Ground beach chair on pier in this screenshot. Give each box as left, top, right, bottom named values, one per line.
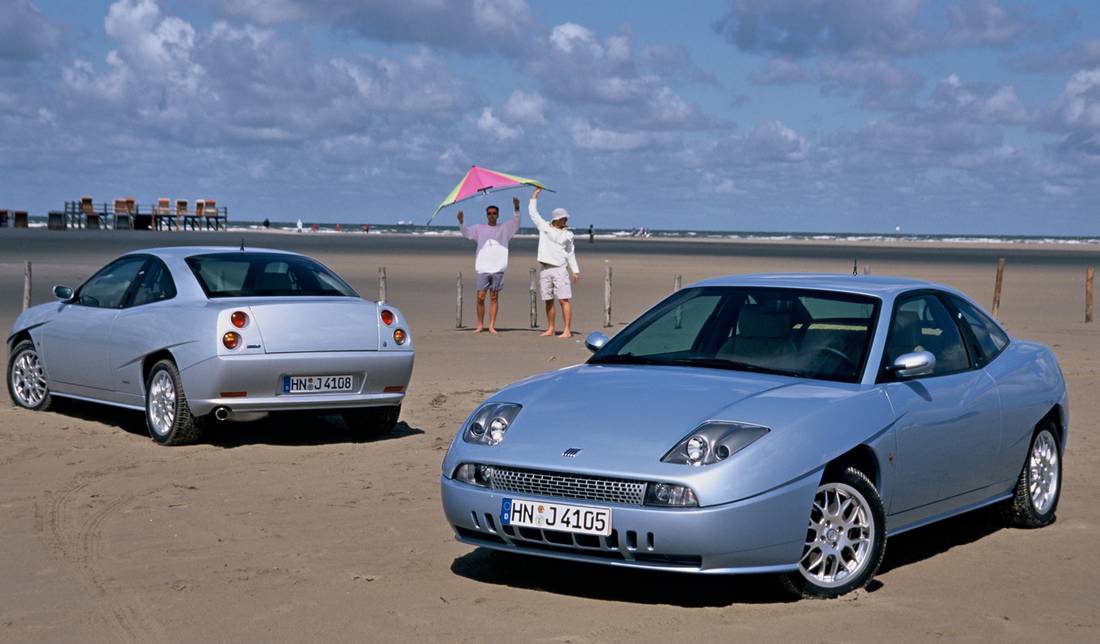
left=203, top=198, right=219, bottom=230
left=155, top=198, right=172, bottom=231
left=194, top=199, right=205, bottom=231
left=177, top=199, right=194, bottom=230
left=0, top=210, right=8, bottom=227
left=82, top=196, right=101, bottom=229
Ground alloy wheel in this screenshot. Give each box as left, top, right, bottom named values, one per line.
left=1029, top=430, right=1059, bottom=515
left=148, top=370, right=177, bottom=437
left=798, top=482, right=876, bottom=587
left=10, top=348, right=47, bottom=408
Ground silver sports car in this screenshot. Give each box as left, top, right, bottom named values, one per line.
left=441, top=273, right=1067, bottom=598
left=7, top=247, right=414, bottom=445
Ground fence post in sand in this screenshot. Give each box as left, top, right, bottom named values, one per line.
left=603, top=263, right=613, bottom=328
left=456, top=273, right=463, bottom=329
left=22, top=260, right=31, bottom=310
left=673, top=274, right=683, bottom=329
left=378, top=266, right=387, bottom=303
left=529, top=268, right=537, bottom=328
left=992, top=258, right=1006, bottom=317
left=1087, top=267, right=1095, bottom=324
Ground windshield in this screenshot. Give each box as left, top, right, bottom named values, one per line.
left=186, top=252, right=358, bottom=298
left=589, top=286, right=880, bottom=383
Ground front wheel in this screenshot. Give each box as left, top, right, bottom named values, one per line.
left=7, top=340, right=53, bottom=411
left=341, top=405, right=401, bottom=439
left=145, top=360, right=205, bottom=445
left=1001, top=422, right=1061, bottom=528
left=781, top=466, right=886, bottom=598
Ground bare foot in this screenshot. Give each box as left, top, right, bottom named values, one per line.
left=488, top=327, right=499, bottom=334
left=473, top=327, right=484, bottom=334
left=540, top=329, right=556, bottom=336
left=558, top=331, right=573, bottom=338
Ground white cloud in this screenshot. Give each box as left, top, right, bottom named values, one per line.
left=567, top=119, right=650, bottom=151
left=476, top=107, right=520, bottom=140
left=747, top=120, right=809, bottom=162
left=501, top=90, right=547, bottom=125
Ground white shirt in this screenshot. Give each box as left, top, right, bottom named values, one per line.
left=529, top=199, right=580, bottom=274
left=460, top=214, right=521, bottom=274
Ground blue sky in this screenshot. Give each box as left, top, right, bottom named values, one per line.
left=2, top=1, right=1099, bottom=235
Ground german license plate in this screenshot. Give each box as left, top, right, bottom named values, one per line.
left=500, top=498, right=612, bottom=536
left=282, top=374, right=354, bottom=393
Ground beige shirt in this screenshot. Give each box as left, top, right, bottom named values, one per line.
left=528, top=199, right=580, bottom=274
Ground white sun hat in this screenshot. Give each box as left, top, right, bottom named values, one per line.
left=551, top=207, right=569, bottom=222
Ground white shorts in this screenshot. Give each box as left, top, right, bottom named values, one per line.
left=539, top=265, right=571, bottom=301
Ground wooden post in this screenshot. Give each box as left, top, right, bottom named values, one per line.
left=456, top=272, right=463, bottom=329
left=23, top=261, right=31, bottom=311
left=673, top=274, right=683, bottom=329
left=1087, top=267, right=1094, bottom=324
left=603, top=263, right=612, bottom=328
left=378, top=266, right=387, bottom=303
left=992, top=257, right=1005, bottom=317
left=529, top=267, right=538, bottom=328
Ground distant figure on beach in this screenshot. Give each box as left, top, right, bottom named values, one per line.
left=588, top=224, right=594, bottom=243
left=296, top=218, right=303, bottom=233
left=458, top=197, right=521, bottom=334
left=529, top=187, right=580, bottom=338
left=263, top=218, right=270, bottom=229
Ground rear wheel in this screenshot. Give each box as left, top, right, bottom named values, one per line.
left=341, top=405, right=401, bottom=438
left=1001, top=422, right=1061, bottom=528
left=781, top=466, right=886, bottom=599
left=145, top=359, right=205, bottom=445
left=7, top=340, right=53, bottom=411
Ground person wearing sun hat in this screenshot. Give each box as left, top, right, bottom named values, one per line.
left=528, top=186, right=580, bottom=338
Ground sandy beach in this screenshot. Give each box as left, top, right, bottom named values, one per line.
left=1, top=228, right=1098, bottom=642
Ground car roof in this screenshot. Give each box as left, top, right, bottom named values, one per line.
left=690, top=273, right=956, bottom=298
left=124, top=246, right=298, bottom=259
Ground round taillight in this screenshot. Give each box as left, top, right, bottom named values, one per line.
left=222, top=331, right=241, bottom=350
left=231, top=311, right=248, bottom=328
left=393, top=328, right=407, bottom=345
left=380, top=309, right=395, bottom=326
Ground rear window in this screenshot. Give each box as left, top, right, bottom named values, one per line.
left=186, top=252, right=358, bottom=298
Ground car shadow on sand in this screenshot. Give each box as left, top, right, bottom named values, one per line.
left=46, top=399, right=423, bottom=448
left=450, top=508, right=1007, bottom=606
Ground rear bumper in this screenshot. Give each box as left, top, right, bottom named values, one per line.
left=440, top=472, right=816, bottom=574
left=180, top=350, right=413, bottom=416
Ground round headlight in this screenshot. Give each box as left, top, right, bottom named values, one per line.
left=488, top=417, right=508, bottom=444
left=686, top=435, right=708, bottom=464
left=469, top=421, right=485, bottom=438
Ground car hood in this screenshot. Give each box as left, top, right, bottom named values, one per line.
left=442, top=363, right=893, bottom=506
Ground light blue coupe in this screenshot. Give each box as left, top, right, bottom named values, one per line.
left=441, top=274, right=1067, bottom=597
left=7, top=247, right=413, bottom=445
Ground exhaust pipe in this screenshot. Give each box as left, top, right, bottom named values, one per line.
left=213, top=407, right=230, bottom=421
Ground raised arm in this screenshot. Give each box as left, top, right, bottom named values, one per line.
left=457, top=210, right=477, bottom=240
left=527, top=188, right=551, bottom=233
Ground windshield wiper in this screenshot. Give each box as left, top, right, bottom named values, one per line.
left=662, top=357, right=804, bottom=378
left=588, top=354, right=668, bottom=366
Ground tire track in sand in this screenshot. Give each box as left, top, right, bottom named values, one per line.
left=35, top=480, right=168, bottom=642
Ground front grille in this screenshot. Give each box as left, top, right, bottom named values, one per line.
left=489, top=466, right=647, bottom=505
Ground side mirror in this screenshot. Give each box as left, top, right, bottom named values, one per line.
left=53, top=285, right=74, bottom=301
left=585, top=331, right=609, bottom=353
left=891, top=351, right=936, bottom=378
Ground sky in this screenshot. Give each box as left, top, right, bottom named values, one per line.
left=1, top=0, right=1099, bottom=235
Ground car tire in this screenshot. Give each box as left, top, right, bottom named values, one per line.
left=341, top=405, right=401, bottom=438
left=7, top=339, right=54, bottom=411
left=145, top=359, right=205, bottom=446
left=1001, top=421, right=1061, bottom=528
left=781, top=466, right=886, bottom=599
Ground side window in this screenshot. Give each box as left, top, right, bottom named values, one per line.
left=76, top=257, right=147, bottom=309
left=950, top=296, right=1009, bottom=361
left=886, top=294, right=971, bottom=376
left=130, top=259, right=177, bottom=307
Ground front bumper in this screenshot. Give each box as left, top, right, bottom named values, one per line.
left=440, top=472, right=817, bottom=574
left=181, top=351, right=414, bottom=416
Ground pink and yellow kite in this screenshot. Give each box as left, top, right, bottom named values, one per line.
left=429, top=165, right=551, bottom=224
